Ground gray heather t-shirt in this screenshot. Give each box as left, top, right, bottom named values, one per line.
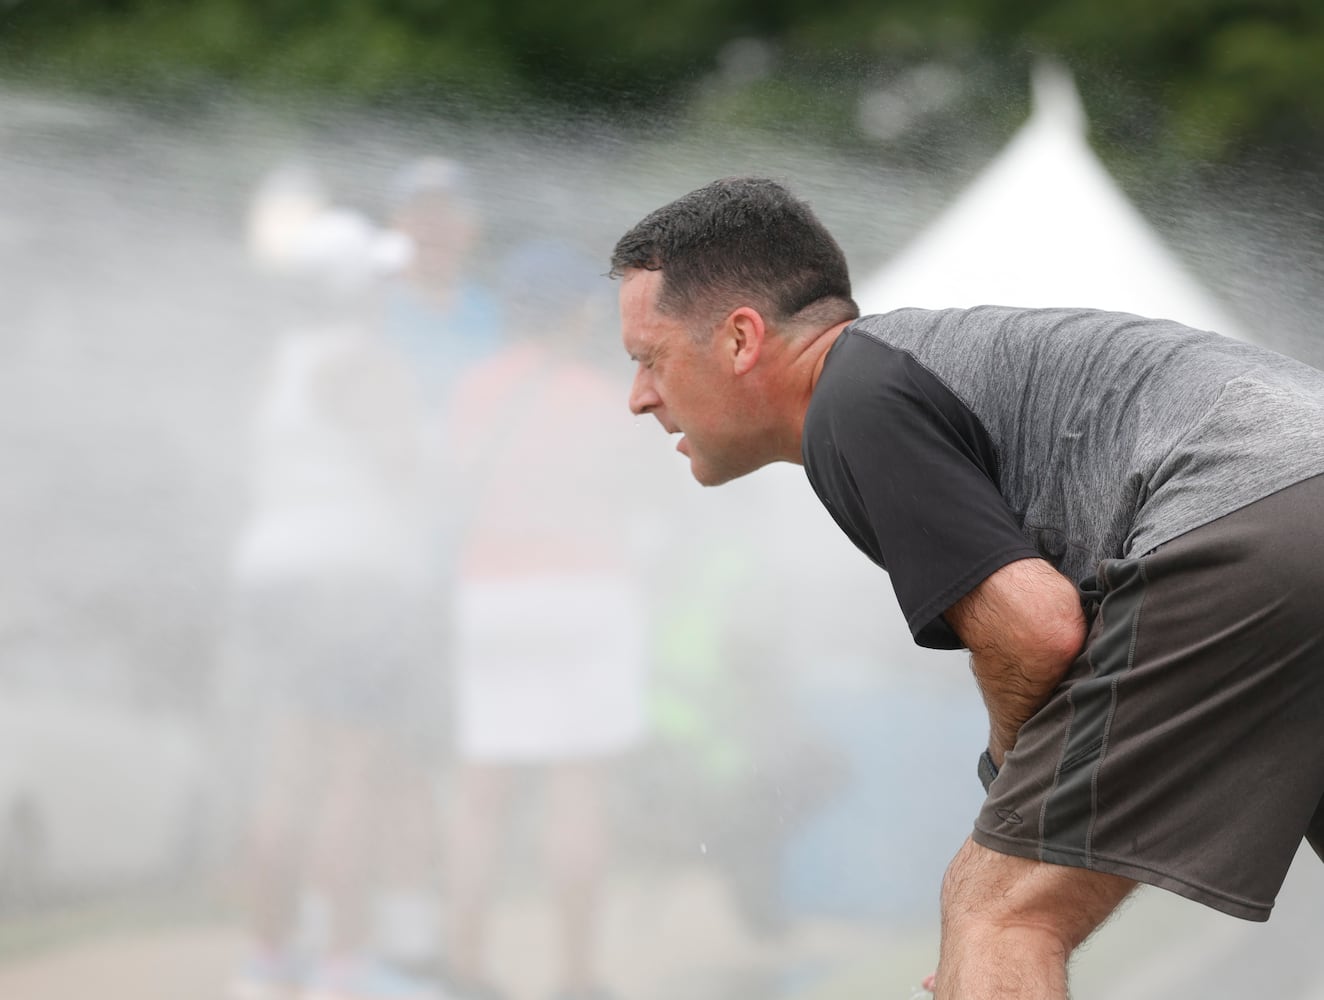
left=802, top=305, right=1324, bottom=649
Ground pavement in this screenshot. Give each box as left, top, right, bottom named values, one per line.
left=0, top=867, right=901, bottom=1000
left=2, top=851, right=1323, bottom=1000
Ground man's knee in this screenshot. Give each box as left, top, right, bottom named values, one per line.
left=941, top=838, right=1135, bottom=953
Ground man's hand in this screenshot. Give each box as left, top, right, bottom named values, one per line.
left=943, top=558, right=1086, bottom=767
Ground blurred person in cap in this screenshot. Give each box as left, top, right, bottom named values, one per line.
left=610, top=177, right=1324, bottom=1000
left=436, top=239, right=652, bottom=1000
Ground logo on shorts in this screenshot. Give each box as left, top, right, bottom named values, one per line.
left=995, top=807, right=1024, bottom=825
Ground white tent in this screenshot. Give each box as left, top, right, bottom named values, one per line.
left=856, top=63, right=1247, bottom=341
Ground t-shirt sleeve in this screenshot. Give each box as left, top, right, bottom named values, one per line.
left=806, top=342, right=1040, bottom=649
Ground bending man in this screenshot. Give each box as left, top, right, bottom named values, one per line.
left=610, top=177, right=1324, bottom=1000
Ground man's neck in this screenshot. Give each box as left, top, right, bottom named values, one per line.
left=775, top=318, right=853, bottom=466
left=806, top=319, right=853, bottom=392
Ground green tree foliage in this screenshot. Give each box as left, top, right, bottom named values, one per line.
left=2, top=0, right=1322, bottom=163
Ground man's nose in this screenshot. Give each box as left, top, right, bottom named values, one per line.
left=629, top=368, right=658, bottom=415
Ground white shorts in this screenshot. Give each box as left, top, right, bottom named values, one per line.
left=453, top=574, right=648, bottom=762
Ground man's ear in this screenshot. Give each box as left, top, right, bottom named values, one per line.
left=727, top=306, right=766, bottom=376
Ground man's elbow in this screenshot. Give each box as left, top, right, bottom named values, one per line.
left=1022, top=605, right=1087, bottom=681
left=946, top=556, right=1089, bottom=680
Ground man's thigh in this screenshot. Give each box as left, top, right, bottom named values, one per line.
left=975, top=476, right=1324, bottom=921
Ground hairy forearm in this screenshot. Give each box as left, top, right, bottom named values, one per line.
left=971, top=644, right=1076, bottom=766
left=945, top=558, right=1087, bottom=767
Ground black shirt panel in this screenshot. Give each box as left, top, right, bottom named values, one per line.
left=803, top=330, right=1041, bottom=649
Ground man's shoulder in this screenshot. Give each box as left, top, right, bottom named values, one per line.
left=811, top=321, right=919, bottom=411
left=806, top=319, right=986, bottom=446
left=819, top=307, right=993, bottom=399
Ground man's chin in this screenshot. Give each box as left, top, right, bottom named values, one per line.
left=688, top=455, right=758, bottom=488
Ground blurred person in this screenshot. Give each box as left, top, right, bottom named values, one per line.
left=380, top=156, right=503, bottom=406
left=223, top=169, right=441, bottom=1000
left=367, top=156, right=507, bottom=975
left=610, top=177, right=1324, bottom=1000
left=438, top=240, right=650, bottom=1000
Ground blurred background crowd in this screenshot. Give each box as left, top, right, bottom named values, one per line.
left=2, top=3, right=1323, bottom=999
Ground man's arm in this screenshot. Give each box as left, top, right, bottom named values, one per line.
left=943, top=557, right=1086, bottom=767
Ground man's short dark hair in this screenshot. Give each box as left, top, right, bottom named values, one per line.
left=610, top=177, right=859, bottom=329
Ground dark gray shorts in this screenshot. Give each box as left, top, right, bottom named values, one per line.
left=974, top=474, right=1324, bottom=921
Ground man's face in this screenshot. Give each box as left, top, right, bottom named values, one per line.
left=620, top=268, right=762, bottom=486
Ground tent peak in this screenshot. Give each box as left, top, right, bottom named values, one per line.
left=1029, top=60, right=1086, bottom=136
